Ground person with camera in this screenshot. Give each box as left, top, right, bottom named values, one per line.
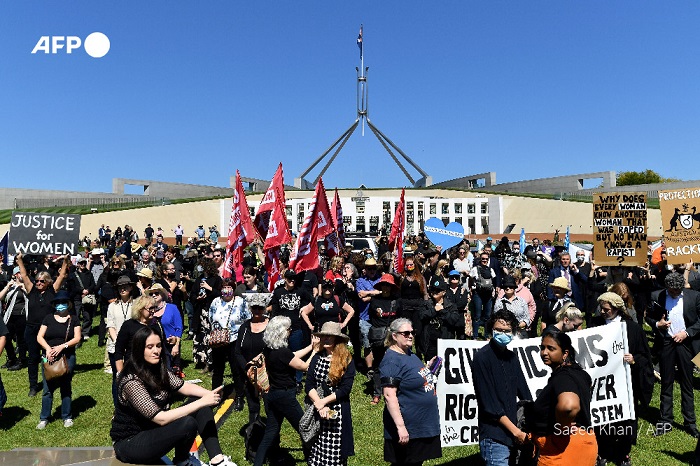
left=470, top=251, right=497, bottom=340
left=68, top=257, right=97, bottom=344
left=0, top=266, right=28, bottom=371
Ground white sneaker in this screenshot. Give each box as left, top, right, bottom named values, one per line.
left=212, top=456, right=237, bottom=466
left=64, top=419, right=74, bottom=428
left=104, top=368, right=113, bottom=374
left=36, top=420, right=48, bottom=430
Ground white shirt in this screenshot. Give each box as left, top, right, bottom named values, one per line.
left=453, top=255, right=473, bottom=273
left=665, top=293, right=686, bottom=337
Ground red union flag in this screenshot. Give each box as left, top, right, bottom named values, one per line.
left=388, top=188, right=405, bottom=273
left=325, top=188, right=344, bottom=258
left=265, top=247, right=282, bottom=291
left=289, top=178, right=332, bottom=272
left=223, top=170, right=254, bottom=278
left=254, top=163, right=285, bottom=240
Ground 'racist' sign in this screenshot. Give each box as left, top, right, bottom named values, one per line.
left=659, top=188, right=700, bottom=264
left=9, top=212, right=81, bottom=256
left=592, top=192, right=647, bottom=266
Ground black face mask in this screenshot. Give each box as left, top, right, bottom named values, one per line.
left=166, top=271, right=176, bottom=278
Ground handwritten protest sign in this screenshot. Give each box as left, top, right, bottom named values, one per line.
left=658, top=188, right=700, bottom=264
left=437, top=323, right=634, bottom=447
left=9, top=212, right=81, bottom=256
left=593, top=192, right=647, bottom=266
left=424, top=217, right=465, bottom=250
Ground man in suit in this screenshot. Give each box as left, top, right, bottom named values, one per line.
left=547, top=251, right=587, bottom=310
left=647, top=271, right=700, bottom=437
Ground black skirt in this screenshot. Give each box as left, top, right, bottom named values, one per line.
left=384, top=435, right=442, bottom=464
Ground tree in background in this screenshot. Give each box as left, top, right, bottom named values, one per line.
left=617, top=170, right=680, bottom=186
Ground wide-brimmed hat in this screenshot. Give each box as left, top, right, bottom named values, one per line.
left=116, top=275, right=134, bottom=287
left=90, top=248, right=104, bottom=255
left=321, top=279, right=335, bottom=290
left=146, top=283, right=168, bottom=298
left=549, top=277, right=571, bottom=292
left=374, top=273, right=398, bottom=291
left=364, top=258, right=378, bottom=267
left=136, top=268, right=153, bottom=280
left=51, top=290, right=71, bottom=303
left=313, top=322, right=350, bottom=342
left=501, top=276, right=517, bottom=289
left=243, top=292, right=273, bottom=309
left=429, top=277, right=448, bottom=292
left=283, top=269, right=298, bottom=280
left=131, top=243, right=141, bottom=254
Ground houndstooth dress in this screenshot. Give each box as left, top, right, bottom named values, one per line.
left=308, top=355, right=345, bottom=466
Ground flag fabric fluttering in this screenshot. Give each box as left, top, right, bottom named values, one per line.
left=223, top=171, right=255, bottom=279
left=254, top=163, right=285, bottom=241
left=289, top=178, right=333, bottom=272
left=388, top=188, right=406, bottom=274
left=265, top=247, right=282, bottom=292
left=324, top=188, right=345, bottom=258
left=357, top=24, right=363, bottom=59
left=519, top=228, right=526, bottom=254
left=564, top=226, right=570, bottom=251
left=0, top=232, right=8, bottom=265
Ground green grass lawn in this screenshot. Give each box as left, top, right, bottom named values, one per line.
left=0, top=321, right=697, bottom=465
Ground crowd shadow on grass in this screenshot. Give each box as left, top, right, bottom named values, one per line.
left=50, top=395, right=97, bottom=420
left=75, top=363, right=105, bottom=373
left=659, top=448, right=695, bottom=465
left=0, top=406, right=31, bottom=429
left=436, top=452, right=483, bottom=465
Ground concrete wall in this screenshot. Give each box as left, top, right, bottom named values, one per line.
left=112, top=179, right=234, bottom=199
left=571, top=180, right=700, bottom=199
left=483, top=171, right=617, bottom=195
left=0, top=187, right=134, bottom=210
left=432, top=172, right=497, bottom=189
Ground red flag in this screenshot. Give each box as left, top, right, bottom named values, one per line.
left=254, top=163, right=286, bottom=240
left=388, top=188, right=406, bottom=274
left=325, top=188, right=345, bottom=258
left=223, top=170, right=254, bottom=278
left=289, top=178, right=332, bottom=272
left=264, top=247, right=282, bottom=291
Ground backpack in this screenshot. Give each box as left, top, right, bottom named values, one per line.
left=475, top=266, right=493, bottom=293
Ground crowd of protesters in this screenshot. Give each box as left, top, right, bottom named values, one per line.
left=0, top=222, right=700, bottom=466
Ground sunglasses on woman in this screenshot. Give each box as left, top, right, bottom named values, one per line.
left=395, top=330, right=415, bottom=338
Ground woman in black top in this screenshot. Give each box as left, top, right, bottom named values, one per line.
left=398, top=256, right=428, bottom=357
left=114, top=295, right=158, bottom=374
left=301, top=280, right=355, bottom=333
left=529, top=330, right=597, bottom=465
left=36, top=291, right=81, bottom=429
left=16, top=253, right=70, bottom=397
left=111, top=326, right=235, bottom=466
left=368, top=274, right=400, bottom=405
left=235, top=293, right=272, bottom=425
left=191, top=258, right=222, bottom=371
left=253, top=315, right=319, bottom=466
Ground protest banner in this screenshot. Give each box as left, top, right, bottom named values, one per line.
left=658, top=188, right=700, bottom=264
left=437, top=322, right=634, bottom=447
left=9, top=212, right=81, bottom=256
left=593, top=192, right=647, bottom=266
left=423, top=217, right=465, bottom=250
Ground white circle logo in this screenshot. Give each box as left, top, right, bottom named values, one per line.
left=83, top=32, right=110, bottom=58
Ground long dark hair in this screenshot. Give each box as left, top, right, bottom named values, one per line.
left=541, top=328, right=579, bottom=367
left=119, top=326, right=169, bottom=392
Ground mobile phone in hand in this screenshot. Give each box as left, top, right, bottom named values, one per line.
left=429, top=356, right=443, bottom=375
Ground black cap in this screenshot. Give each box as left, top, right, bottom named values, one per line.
left=429, top=277, right=448, bottom=292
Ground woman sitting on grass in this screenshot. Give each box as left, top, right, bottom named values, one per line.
left=111, top=326, right=236, bottom=466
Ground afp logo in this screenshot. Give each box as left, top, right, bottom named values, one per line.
left=31, top=32, right=110, bottom=58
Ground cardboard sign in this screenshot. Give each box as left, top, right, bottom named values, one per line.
left=9, top=212, right=81, bottom=256
left=424, top=217, right=465, bottom=250
left=437, top=323, right=634, bottom=447
left=658, top=188, right=700, bottom=264
left=592, top=192, right=647, bottom=266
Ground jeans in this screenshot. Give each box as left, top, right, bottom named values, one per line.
left=25, top=323, right=42, bottom=391
left=210, top=343, right=243, bottom=397
left=254, top=388, right=304, bottom=466
left=5, top=313, right=27, bottom=364
left=40, top=353, right=76, bottom=421
left=114, top=406, right=221, bottom=464
left=480, top=437, right=513, bottom=466
left=288, top=328, right=303, bottom=384
left=472, top=292, right=493, bottom=339
left=359, top=319, right=371, bottom=349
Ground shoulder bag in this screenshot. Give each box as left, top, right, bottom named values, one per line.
left=43, top=318, right=71, bottom=381
left=208, top=301, right=234, bottom=347
left=246, top=352, right=270, bottom=394
left=299, top=384, right=324, bottom=444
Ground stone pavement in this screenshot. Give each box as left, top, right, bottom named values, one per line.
left=0, top=447, right=139, bottom=465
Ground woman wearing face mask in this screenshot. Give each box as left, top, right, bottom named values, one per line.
left=208, top=277, right=250, bottom=411
left=527, top=330, right=597, bottom=465
left=35, top=291, right=81, bottom=429
left=591, top=292, right=653, bottom=466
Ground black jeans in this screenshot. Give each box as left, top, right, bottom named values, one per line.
left=113, top=406, right=222, bottom=464
left=659, top=338, right=696, bottom=427
left=210, top=343, right=243, bottom=397
left=5, top=313, right=27, bottom=364
left=25, top=323, right=42, bottom=391
left=254, top=388, right=304, bottom=466
left=74, top=298, right=95, bottom=338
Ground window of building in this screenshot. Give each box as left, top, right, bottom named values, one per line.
left=468, top=217, right=476, bottom=235
left=455, top=203, right=462, bottom=214
left=442, top=203, right=449, bottom=215
left=481, top=203, right=488, bottom=214
left=430, top=203, right=436, bottom=215
left=467, top=203, right=476, bottom=214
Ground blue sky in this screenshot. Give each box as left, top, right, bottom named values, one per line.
left=1, top=2, right=699, bottom=193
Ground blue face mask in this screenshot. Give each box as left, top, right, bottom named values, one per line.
left=55, top=303, right=69, bottom=313
left=492, top=330, right=513, bottom=347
